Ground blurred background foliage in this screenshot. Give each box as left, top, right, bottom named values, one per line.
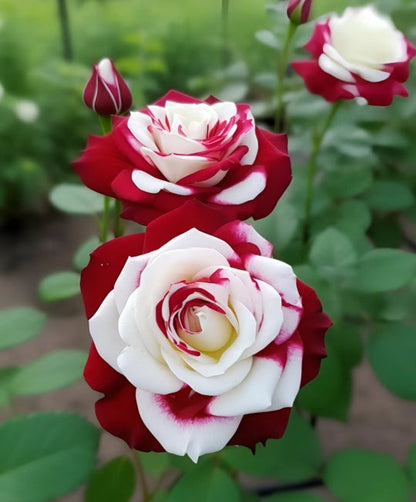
left=1, top=0, right=416, bottom=223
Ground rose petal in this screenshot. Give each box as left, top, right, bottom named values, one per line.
left=89, top=291, right=126, bottom=371
left=131, top=170, right=193, bottom=195
left=136, top=389, right=242, bottom=462
left=209, top=357, right=284, bottom=416
left=209, top=169, right=266, bottom=205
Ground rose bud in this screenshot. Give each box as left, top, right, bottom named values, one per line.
left=291, top=5, right=416, bottom=106
left=81, top=201, right=331, bottom=461
left=287, top=0, right=312, bottom=25
left=82, top=58, right=133, bottom=116
left=73, top=90, right=291, bottom=225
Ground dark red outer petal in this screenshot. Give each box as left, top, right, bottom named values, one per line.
left=142, top=200, right=231, bottom=253
left=229, top=408, right=291, bottom=448
left=296, top=279, right=332, bottom=386
left=81, top=233, right=145, bottom=319
left=72, top=133, right=134, bottom=197
left=84, top=343, right=163, bottom=452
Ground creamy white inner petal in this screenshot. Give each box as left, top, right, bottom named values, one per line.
left=179, top=305, right=233, bottom=352
left=320, top=6, right=407, bottom=83
left=127, top=99, right=258, bottom=184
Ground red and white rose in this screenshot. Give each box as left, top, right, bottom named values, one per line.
left=73, top=91, right=291, bottom=225
left=82, top=201, right=331, bottom=461
left=292, top=6, right=416, bottom=105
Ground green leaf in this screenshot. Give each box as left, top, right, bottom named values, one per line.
left=221, top=412, right=322, bottom=482
left=297, top=343, right=352, bottom=421
left=10, top=350, right=87, bottom=396
left=263, top=492, right=326, bottom=502
left=309, top=227, right=357, bottom=279
left=363, top=180, right=414, bottom=211
left=408, top=444, right=416, bottom=486
left=367, top=324, right=416, bottom=400
left=327, top=323, right=363, bottom=369
left=85, top=456, right=135, bottom=502
left=369, top=214, right=402, bottom=248
left=347, top=249, right=416, bottom=293
left=137, top=451, right=171, bottom=477
left=38, top=271, right=80, bottom=302
left=167, top=464, right=240, bottom=502
left=323, top=163, right=373, bottom=198
left=49, top=183, right=103, bottom=215
left=0, top=367, right=19, bottom=408
left=324, top=448, right=409, bottom=502
left=73, top=236, right=100, bottom=272
left=324, top=125, right=373, bottom=158
left=0, top=412, right=99, bottom=502
left=0, top=307, right=47, bottom=349
left=255, top=30, right=280, bottom=49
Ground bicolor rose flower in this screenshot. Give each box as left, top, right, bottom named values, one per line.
left=82, top=201, right=331, bottom=461
left=73, top=90, right=291, bottom=225
left=83, top=58, right=133, bottom=116
left=292, top=6, right=416, bottom=105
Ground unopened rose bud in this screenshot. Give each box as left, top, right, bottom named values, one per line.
left=82, top=58, right=132, bottom=116
left=287, top=0, right=312, bottom=25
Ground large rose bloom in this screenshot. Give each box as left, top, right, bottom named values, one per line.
left=82, top=202, right=331, bottom=461
left=292, top=6, right=416, bottom=105
left=73, top=90, right=291, bottom=225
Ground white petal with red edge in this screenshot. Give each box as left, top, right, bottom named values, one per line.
left=127, top=112, right=158, bottom=150
left=246, top=255, right=301, bottom=306
left=142, top=148, right=212, bottom=184
left=131, top=170, right=193, bottom=195
left=209, top=356, right=284, bottom=416
left=89, top=291, right=126, bottom=371
left=118, top=346, right=182, bottom=394
left=209, top=170, right=266, bottom=205
left=136, top=389, right=242, bottom=462
left=162, top=344, right=253, bottom=396
left=269, top=342, right=303, bottom=410
left=113, top=254, right=154, bottom=313
left=241, top=280, right=283, bottom=357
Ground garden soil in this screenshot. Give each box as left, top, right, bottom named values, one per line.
left=1, top=212, right=415, bottom=501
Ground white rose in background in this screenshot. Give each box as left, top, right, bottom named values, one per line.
left=292, top=5, right=416, bottom=105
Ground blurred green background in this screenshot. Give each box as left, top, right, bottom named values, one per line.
left=0, top=0, right=415, bottom=223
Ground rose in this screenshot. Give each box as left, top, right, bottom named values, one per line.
left=73, top=90, right=291, bottom=225
left=83, top=58, right=133, bottom=116
left=291, top=6, right=416, bottom=105
left=287, top=0, right=312, bottom=25
left=81, top=201, right=331, bottom=461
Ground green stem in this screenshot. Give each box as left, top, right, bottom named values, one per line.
left=113, top=199, right=125, bottom=238
left=57, top=0, right=72, bottom=61
left=275, top=21, right=297, bottom=133
left=130, top=449, right=150, bottom=502
left=221, top=0, right=230, bottom=67
left=302, top=101, right=342, bottom=242
left=100, top=196, right=111, bottom=243
left=97, top=115, right=113, bottom=243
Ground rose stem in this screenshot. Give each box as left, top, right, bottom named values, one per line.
left=274, top=20, right=297, bottom=133
left=221, top=0, right=230, bottom=67
left=129, top=448, right=151, bottom=502
left=302, top=101, right=342, bottom=242
left=98, top=115, right=113, bottom=243
left=113, top=199, right=126, bottom=238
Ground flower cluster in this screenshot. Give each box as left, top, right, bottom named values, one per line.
left=73, top=0, right=415, bottom=460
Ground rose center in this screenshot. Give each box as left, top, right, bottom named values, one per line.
left=179, top=305, right=233, bottom=352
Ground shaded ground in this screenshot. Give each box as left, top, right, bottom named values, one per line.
left=1, top=213, right=415, bottom=501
